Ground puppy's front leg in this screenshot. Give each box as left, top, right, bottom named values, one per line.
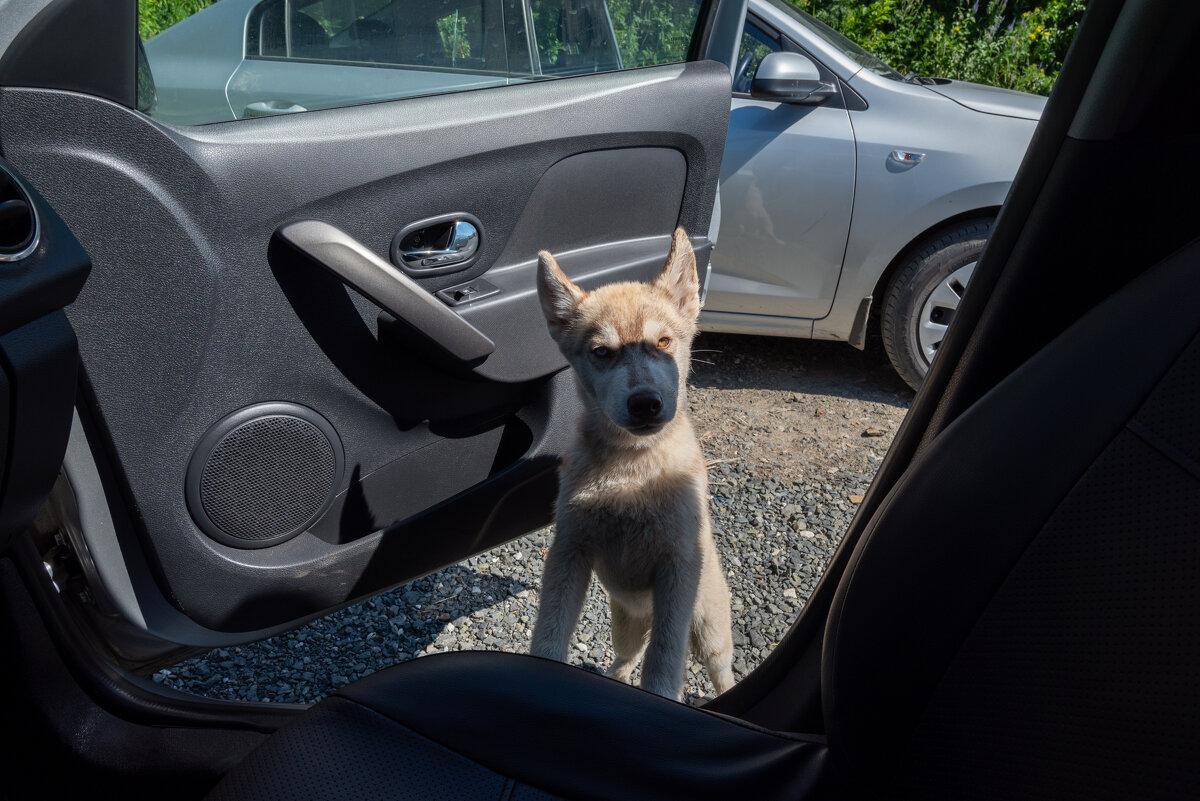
left=530, top=530, right=591, bottom=662
left=639, top=557, right=701, bottom=699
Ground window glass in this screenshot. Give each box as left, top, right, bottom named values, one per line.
left=602, top=0, right=701, bottom=69
left=138, top=0, right=705, bottom=126
left=733, top=21, right=778, bottom=94
left=246, top=0, right=497, bottom=71
left=530, top=0, right=622, bottom=75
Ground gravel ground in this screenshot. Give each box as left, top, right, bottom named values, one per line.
left=155, top=333, right=912, bottom=703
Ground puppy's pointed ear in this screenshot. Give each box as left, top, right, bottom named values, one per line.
left=537, top=250, right=587, bottom=335
left=654, top=227, right=700, bottom=321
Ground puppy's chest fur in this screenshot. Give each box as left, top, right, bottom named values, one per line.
left=558, top=436, right=707, bottom=598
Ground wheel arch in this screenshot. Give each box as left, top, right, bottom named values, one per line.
left=816, top=182, right=1009, bottom=345
left=868, top=206, right=1001, bottom=333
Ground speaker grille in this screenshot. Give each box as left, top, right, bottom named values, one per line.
left=186, top=404, right=343, bottom=548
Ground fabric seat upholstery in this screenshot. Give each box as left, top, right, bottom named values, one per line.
left=208, top=238, right=1200, bottom=800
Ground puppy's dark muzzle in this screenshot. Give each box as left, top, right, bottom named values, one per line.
left=627, top=391, right=664, bottom=426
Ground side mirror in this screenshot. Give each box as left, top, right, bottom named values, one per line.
left=750, top=52, right=837, bottom=105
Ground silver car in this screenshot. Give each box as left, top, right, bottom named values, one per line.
left=142, top=0, right=1044, bottom=389
left=706, top=0, right=1044, bottom=388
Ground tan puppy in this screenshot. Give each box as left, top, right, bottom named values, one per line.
left=530, top=228, right=735, bottom=700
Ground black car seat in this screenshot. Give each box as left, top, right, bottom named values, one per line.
left=205, top=238, right=1200, bottom=800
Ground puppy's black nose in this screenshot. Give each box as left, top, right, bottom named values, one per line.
left=627, top=391, right=663, bottom=422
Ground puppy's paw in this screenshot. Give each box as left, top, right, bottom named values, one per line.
left=607, top=663, right=635, bottom=684
left=640, top=677, right=683, bottom=701
left=528, top=637, right=568, bottom=662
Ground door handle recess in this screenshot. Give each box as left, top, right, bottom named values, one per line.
left=245, top=100, right=308, bottom=117
left=392, top=213, right=484, bottom=276
left=400, top=219, right=479, bottom=267
left=277, top=220, right=495, bottom=364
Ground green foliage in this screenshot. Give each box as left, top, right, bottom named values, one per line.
left=437, top=12, right=473, bottom=61
left=530, top=0, right=568, bottom=63
left=139, top=0, right=218, bottom=40
left=529, top=0, right=699, bottom=71
left=605, top=0, right=700, bottom=68
left=799, top=0, right=1087, bottom=94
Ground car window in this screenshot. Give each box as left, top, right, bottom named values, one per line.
left=139, top=0, right=706, bottom=125
left=247, top=0, right=518, bottom=71
left=733, top=21, right=778, bottom=94
left=530, top=0, right=622, bottom=75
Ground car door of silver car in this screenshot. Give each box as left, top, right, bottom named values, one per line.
left=702, top=16, right=855, bottom=331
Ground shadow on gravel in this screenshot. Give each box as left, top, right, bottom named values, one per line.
left=690, top=332, right=913, bottom=401
left=155, top=563, right=536, bottom=704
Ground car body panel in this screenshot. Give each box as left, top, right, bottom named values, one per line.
left=700, top=0, right=1044, bottom=347
left=815, top=69, right=1040, bottom=341
left=813, top=182, right=1011, bottom=342
left=706, top=96, right=855, bottom=319
left=693, top=308, right=814, bottom=338
left=927, top=79, right=1046, bottom=120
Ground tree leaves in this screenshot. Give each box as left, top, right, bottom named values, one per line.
left=805, top=0, right=1088, bottom=95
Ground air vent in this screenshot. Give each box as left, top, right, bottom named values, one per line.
left=0, top=168, right=38, bottom=263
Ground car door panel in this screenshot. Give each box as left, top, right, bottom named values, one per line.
left=703, top=18, right=856, bottom=324
left=0, top=55, right=733, bottom=636
left=706, top=96, right=854, bottom=319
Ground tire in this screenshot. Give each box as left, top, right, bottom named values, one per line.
left=880, top=219, right=993, bottom=391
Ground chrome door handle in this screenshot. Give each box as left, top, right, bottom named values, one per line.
left=399, top=219, right=479, bottom=267
left=392, top=214, right=483, bottom=275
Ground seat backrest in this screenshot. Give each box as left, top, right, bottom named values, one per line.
left=822, top=238, right=1200, bottom=798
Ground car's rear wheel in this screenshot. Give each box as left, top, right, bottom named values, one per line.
left=881, top=219, right=992, bottom=390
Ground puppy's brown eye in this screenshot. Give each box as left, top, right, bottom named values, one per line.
left=592, top=346, right=610, bottom=358
left=657, top=337, right=672, bottom=349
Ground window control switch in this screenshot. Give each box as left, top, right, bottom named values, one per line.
left=437, top=278, right=499, bottom=306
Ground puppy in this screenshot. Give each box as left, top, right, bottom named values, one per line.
left=530, top=228, right=735, bottom=700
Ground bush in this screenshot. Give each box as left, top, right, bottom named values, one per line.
left=139, top=0, right=219, bottom=40
left=605, top=0, right=702, bottom=67
left=800, top=0, right=1087, bottom=94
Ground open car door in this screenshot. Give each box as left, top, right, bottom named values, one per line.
left=0, top=0, right=747, bottom=659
